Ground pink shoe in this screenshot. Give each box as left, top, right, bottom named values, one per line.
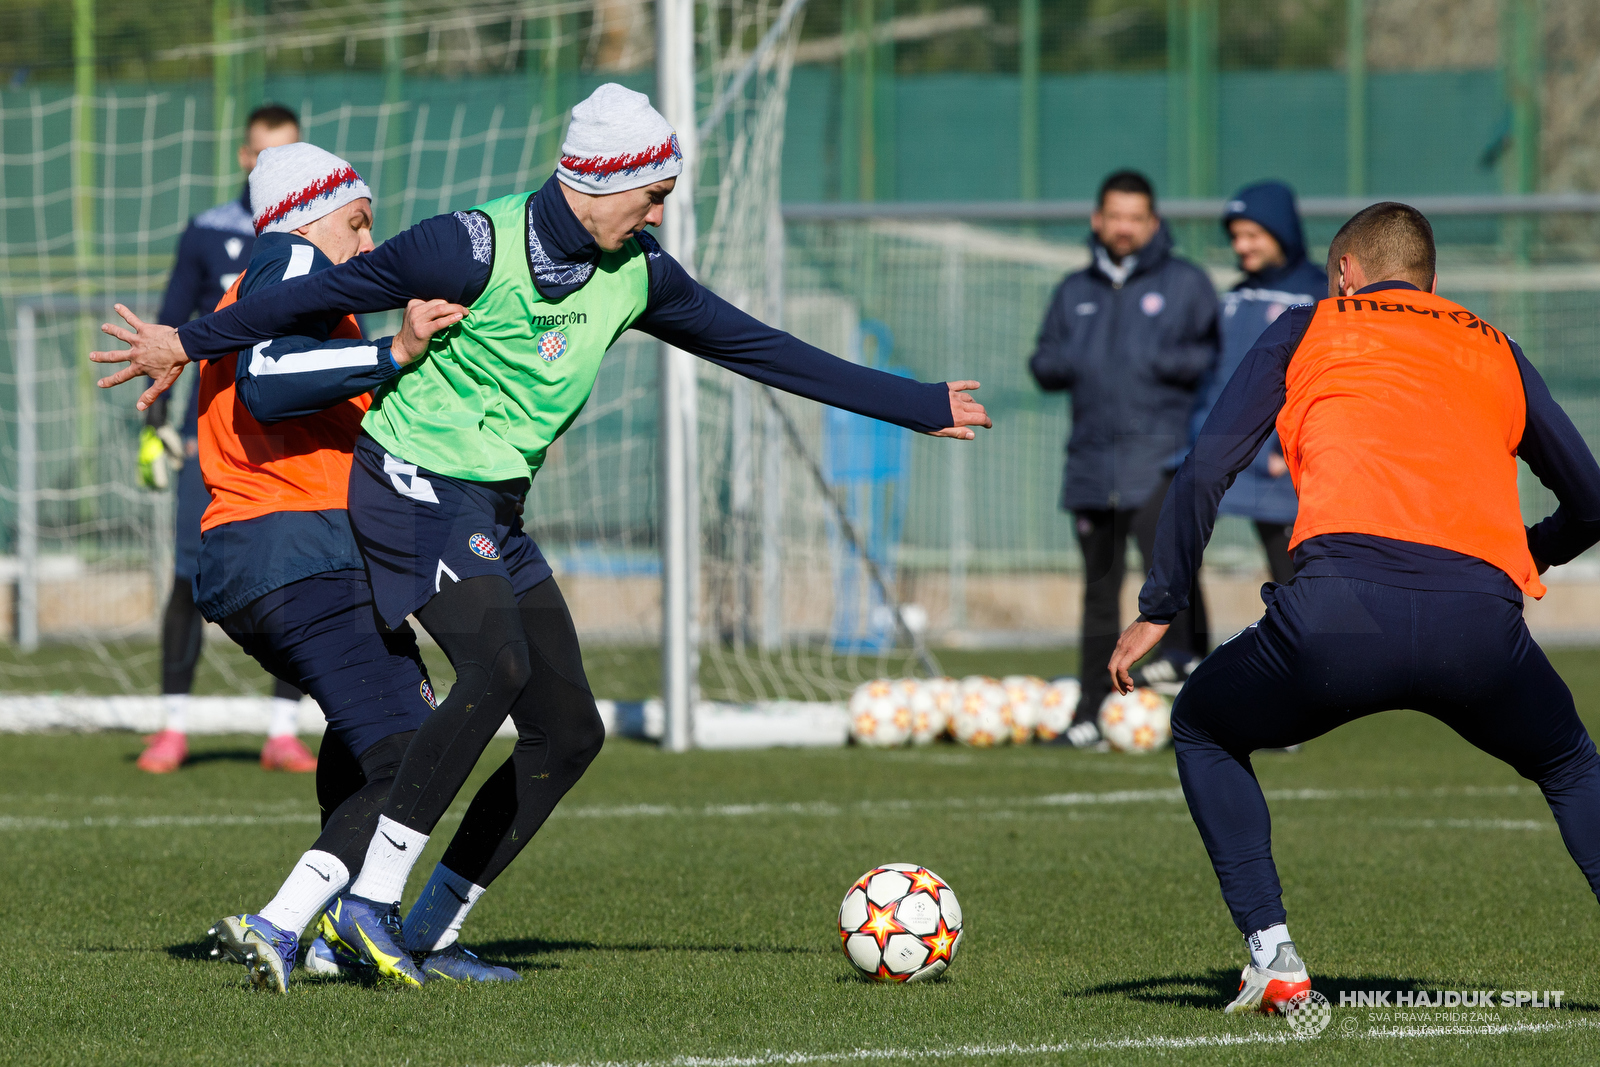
left=260, top=734, right=318, bottom=773
left=137, top=729, right=188, bottom=773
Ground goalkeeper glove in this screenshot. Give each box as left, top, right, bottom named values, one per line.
left=137, top=425, right=185, bottom=490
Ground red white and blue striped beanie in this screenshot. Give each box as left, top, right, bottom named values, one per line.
left=557, top=83, right=683, bottom=195
left=249, top=142, right=372, bottom=235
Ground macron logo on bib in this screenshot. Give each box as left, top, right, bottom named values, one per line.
left=383, top=453, right=438, bottom=504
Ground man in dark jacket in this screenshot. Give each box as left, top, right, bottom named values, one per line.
left=1029, top=170, right=1219, bottom=745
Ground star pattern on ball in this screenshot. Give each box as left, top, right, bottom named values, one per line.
left=874, top=961, right=910, bottom=983
left=922, top=918, right=959, bottom=966
left=861, top=899, right=907, bottom=948
left=906, top=869, right=945, bottom=896
left=851, top=868, right=882, bottom=894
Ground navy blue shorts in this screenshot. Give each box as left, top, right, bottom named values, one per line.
left=221, top=570, right=437, bottom=758
left=346, top=433, right=552, bottom=629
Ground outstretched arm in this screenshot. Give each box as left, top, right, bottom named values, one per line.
left=233, top=299, right=458, bottom=422
left=92, top=213, right=479, bottom=409
left=635, top=243, right=990, bottom=437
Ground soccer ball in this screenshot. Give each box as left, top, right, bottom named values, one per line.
left=907, top=678, right=955, bottom=745
left=1035, top=677, right=1079, bottom=742
left=950, top=676, right=1009, bottom=747
left=999, top=675, right=1046, bottom=745
left=1097, top=687, right=1173, bottom=753
left=849, top=679, right=911, bottom=747
left=838, top=863, right=963, bottom=982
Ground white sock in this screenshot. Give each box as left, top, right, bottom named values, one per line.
left=348, top=815, right=429, bottom=903
left=162, top=693, right=189, bottom=734
left=267, top=696, right=301, bottom=739
left=1247, top=923, right=1293, bottom=970
left=402, top=864, right=485, bottom=952
left=258, top=850, right=349, bottom=935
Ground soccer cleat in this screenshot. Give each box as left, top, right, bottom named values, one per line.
left=1223, top=942, right=1312, bottom=1014
left=325, top=895, right=426, bottom=988
left=302, top=934, right=369, bottom=979
left=1061, top=720, right=1108, bottom=751
left=1130, top=656, right=1200, bottom=695
left=416, top=942, right=522, bottom=983
left=208, top=913, right=299, bottom=994
left=136, top=729, right=188, bottom=773
left=259, top=734, right=318, bottom=773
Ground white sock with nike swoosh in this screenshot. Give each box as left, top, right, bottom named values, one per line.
left=402, top=864, right=485, bottom=952
left=258, top=850, right=349, bottom=934
left=349, top=815, right=429, bottom=903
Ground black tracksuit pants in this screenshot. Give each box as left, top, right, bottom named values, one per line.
left=1173, top=575, right=1600, bottom=938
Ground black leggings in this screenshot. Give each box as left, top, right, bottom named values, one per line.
left=163, top=575, right=300, bottom=702
left=387, top=575, right=605, bottom=888
left=312, top=729, right=415, bottom=877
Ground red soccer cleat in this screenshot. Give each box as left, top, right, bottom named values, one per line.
left=136, top=729, right=189, bottom=774
left=1224, top=943, right=1312, bottom=1014
left=260, top=734, right=318, bottom=773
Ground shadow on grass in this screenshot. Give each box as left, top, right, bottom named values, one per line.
left=176, top=748, right=264, bottom=766
left=477, top=937, right=826, bottom=965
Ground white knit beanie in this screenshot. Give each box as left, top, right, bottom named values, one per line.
left=249, top=142, right=373, bottom=235
left=557, top=83, right=683, bottom=195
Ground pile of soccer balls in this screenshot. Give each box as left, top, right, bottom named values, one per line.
left=847, top=675, right=1172, bottom=753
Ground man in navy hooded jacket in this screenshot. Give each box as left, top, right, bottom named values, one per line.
left=1213, top=189, right=1326, bottom=556
left=1029, top=170, right=1220, bottom=745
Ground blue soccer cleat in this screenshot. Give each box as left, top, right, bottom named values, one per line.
left=207, top=913, right=299, bottom=994
left=301, top=932, right=369, bottom=980
left=417, top=942, right=522, bottom=983
left=324, top=895, right=426, bottom=988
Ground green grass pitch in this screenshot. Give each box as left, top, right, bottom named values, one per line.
left=3, top=650, right=1600, bottom=1065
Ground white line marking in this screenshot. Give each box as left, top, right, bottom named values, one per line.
left=510, top=1017, right=1600, bottom=1067
left=0, top=813, right=321, bottom=832
left=0, top=785, right=1545, bottom=833
left=551, top=784, right=1539, bottom=822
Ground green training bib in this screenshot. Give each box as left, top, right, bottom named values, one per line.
left=361, top=190, right=651, bottom=483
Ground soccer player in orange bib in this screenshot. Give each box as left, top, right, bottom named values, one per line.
left=1109, top=202, right=1600, bottom=1013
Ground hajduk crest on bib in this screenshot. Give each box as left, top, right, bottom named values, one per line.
left=537, top=330, right=568, bottom=363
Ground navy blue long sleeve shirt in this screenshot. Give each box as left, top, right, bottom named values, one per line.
left=175, top=174, right=954, bottom=434
left=1138, top=281, right=1600, bottom=623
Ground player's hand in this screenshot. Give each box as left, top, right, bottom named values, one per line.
left=927, top=380, right=991, bottom=440
left=1266, top=451, right=1289, bottom=478
left=1108, top=619, right=1169, bottom=695
left=391, top=298, right=467, bottom=365
left=90, top=305, right=189, bottom=411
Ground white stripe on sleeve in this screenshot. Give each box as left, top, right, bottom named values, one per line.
left=249, top=340, right=380, bottom=376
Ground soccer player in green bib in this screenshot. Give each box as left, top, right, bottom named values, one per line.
left=96, top=84, right=991, bottom=983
